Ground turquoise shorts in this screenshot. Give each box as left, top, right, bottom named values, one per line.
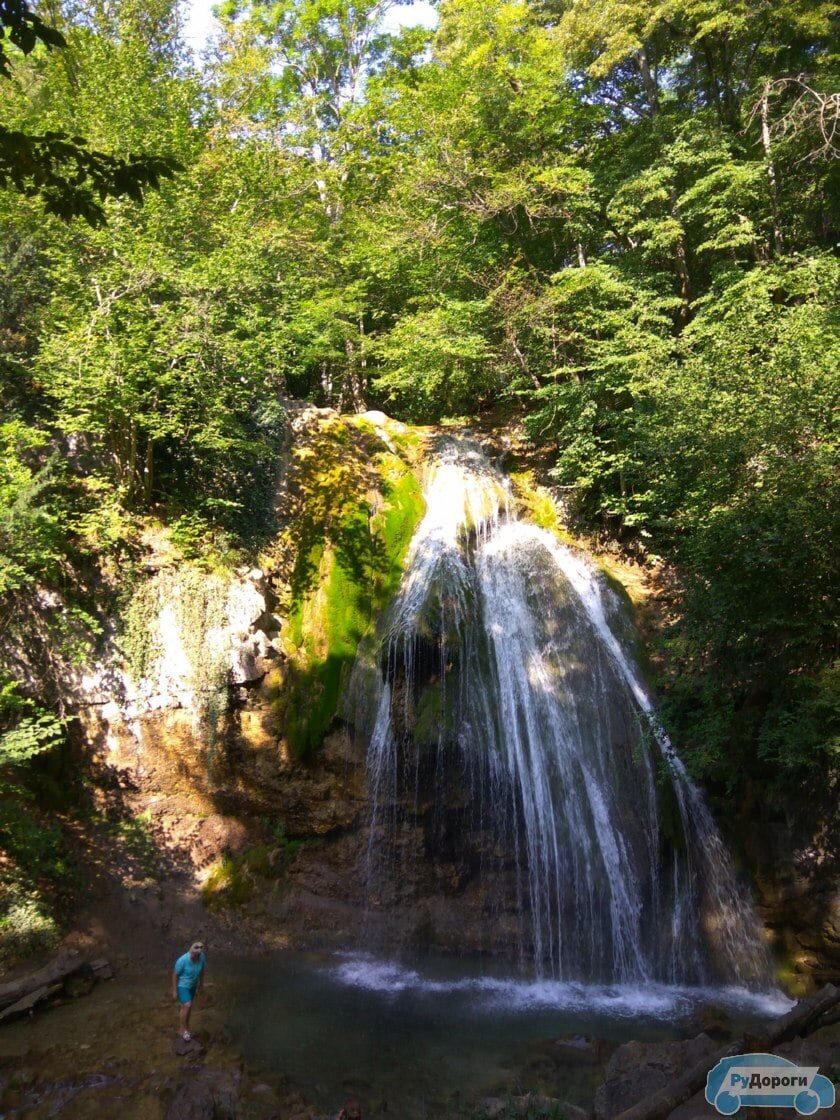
left=177, top=986, right=196, bottom=1004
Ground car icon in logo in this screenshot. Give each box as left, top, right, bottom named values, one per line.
left=706, top=1052, right=836, bottom=1115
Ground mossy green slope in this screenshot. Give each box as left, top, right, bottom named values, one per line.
left=276, top=413, right=426, bottom=757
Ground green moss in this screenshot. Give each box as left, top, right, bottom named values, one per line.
left=345, top=414, right=377, bottom=438
left=385, top=426, right=427, bottom=462
left=654, top=753, right=688, bottom=852
left=376, top=458, right=425, bottom=598
left=201, top=842, right=295, bottom=911
left=345, top=413, right=428, bottom=461
left=279, top=417, right=426, bottom=757
left=775, top=962, right=814, bottom=999
left=414, top=684, right=457, bottom=747
left=201, top=855, right=253, bottom=910
left=120, top=564, right=231, bottom=753
left=259, top=816, right=303, bottom=858
left=120, top=577, right=162, bottom=684
left=509, top=471, right=576, bottom=544
left=598, top=564, right=635, bottom=612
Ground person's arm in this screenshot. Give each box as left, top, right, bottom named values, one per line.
left=171, top=969, right=179, bottom=1000
left=196, top=960, right=205, bottom=998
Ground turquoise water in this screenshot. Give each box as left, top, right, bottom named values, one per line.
left=217, top=950, right=790, bottom=1119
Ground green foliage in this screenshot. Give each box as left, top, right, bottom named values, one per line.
left=0, top=0, right=837, bottom=830
left=0, top=707, right=62, bottom=769
left=0, top=420, right=64, bottom=592
left=0, top=674, right=63, bottom=781
left=0, top=674, right=72, bottom=963
left=260, top=815, right=304, bottom=858
left=120, top=565, right=231, bottom=726
left=0, top=891, right=59, bottom=968
left=0, top=0, right=67, bottom=75
left=0, top=0, right=180, bottom=223
left=202, top=855, right=254, bottom=910
left=0, top=126, right=181, bottom=226
left=373, top=299, right=496, bottom=421
left=0, top=797, right=69, bottom=879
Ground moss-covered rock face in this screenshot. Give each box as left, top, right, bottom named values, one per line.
left=121, top=565, right=232, bottom=704
left=271, top=410, right=427, bottom=757
left=106, top=404, right=429, bottom=769
left=509, top=470, right=576, bottom=543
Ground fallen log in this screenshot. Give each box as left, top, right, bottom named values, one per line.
left=761, top=982, right=840, bottom=1045
left=0, top=952, right=94, bottom=1012
left=613, top=983, right=840, bottom=1120
left=0, top=982, right=64, bottom=1024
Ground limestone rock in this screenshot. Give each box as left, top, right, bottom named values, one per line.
left=191, top=815, right=251, bottom=867
left=91, top=958, right=114, bottom=981
left=681, top=1006, right=735, bottom=1042
left=594, top=1034, right=718, bottom=1120
left=165, top=1068, right=239, bottom=1119
left=173, top=1035, right=206, bottom=1058
left=549, top=1034, right=606, bottom=1064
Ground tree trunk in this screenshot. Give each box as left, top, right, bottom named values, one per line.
left=320, top=360, right=333, bottom=401
left=668, top=186, right=691, bottom=324
left=343, top=335, right=367, bottom=413
left=513, top=338, right=541, bottom=389
left=0, top=954, right=92, bottom=1012
left=126, top=419, right=138, bottom=506
left=143, top=437, right=154, bottom=505
left=760, top=81, right=784, bottom=255
left=700, top=41, right=723, bottom=122
left=635, top=47, right=660, bottom=115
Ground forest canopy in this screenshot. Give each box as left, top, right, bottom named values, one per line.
left=0, top=0, right=838, bottom=810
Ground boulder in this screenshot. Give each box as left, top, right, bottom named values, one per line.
left=594, top=1035, right=719, bottom=1120
left=680, top=1006, right=735, bottom=1042
left=165, top=1069, right=240, bottom=1119
left=91, top=958, right=114, bottom=981
left=173, top=1035, right=206, bottom=1058
left=549, top=1035, right=607, bottom=1064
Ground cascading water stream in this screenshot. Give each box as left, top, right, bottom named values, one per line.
left=356, top=438, right=772, bottom=988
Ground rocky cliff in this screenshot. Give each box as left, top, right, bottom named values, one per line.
left=3, top=406, right=837, bottom=987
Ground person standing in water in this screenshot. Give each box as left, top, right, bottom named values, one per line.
left=171, top=941, right=206, bottom=1040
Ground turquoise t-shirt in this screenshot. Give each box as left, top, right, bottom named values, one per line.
left=174, top=951, right=206, bottom=994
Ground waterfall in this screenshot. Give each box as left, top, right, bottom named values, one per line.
left=356, top=438, right=772, bottom=987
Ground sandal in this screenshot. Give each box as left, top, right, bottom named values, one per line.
left=182, top=1031, right=191, bottom=1041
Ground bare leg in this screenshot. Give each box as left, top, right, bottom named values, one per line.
left=179, top=1000, right=192, bottom=1036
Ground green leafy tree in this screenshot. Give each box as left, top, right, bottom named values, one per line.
left=0, top=0, right=181, bottom=223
